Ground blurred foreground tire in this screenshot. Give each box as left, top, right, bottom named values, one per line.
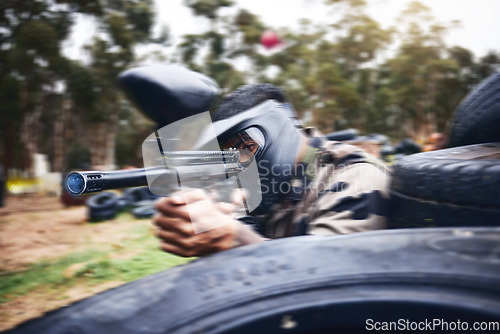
left=6, top=227, right=500, bottom=334
left=390, top=143, right=500, bottom=228
left=86, top=192, right=119, bottom=222
left=448, top=72, right=500, bottom=147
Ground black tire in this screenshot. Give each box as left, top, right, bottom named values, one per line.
left=448, top=72, right=500, bottom=148
left=87, top=207, right=117, bottom=222
left=6, top=227, right=500, bottom=334
left=390, top=142, right=500, bottom=228
left=394, top=138, right=421, bottom=155
left=131, top=205, right=156, bottom=219
left=86, top=192, right=119, bottom=222
left=124, top=187, right=158, bottom=204
left=116, top=196, right=131, bottom=210
left=86, top=192, right=119, bottom=211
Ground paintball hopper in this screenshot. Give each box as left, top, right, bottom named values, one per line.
left=118, top=65, right=220, bottom=127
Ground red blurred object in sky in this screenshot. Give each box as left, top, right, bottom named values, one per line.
left=260, top=30, right=280, bottom=49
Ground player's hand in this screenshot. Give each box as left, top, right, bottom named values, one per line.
left=153, top=189, right=237, bottom=257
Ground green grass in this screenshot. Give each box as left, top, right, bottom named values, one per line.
left=0, top=249, right=106, bottom=303
left=74, top=224, right=191, bottom=282
left=0, top=220, right=192, bottom=304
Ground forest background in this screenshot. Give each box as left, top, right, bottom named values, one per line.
left=1, top=0, right=499, bottom=178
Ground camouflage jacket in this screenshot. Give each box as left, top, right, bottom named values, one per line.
left=255, top=137, right=391, bottom=239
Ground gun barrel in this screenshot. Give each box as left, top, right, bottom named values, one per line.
left=65, top=169, right=152, bottom=195
left=65, top=151, right=243, bottom=196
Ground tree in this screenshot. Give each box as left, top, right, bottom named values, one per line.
left=0, top=0, right=103, bottom=176
left=475, top=51, right=500, bottom=79
left=382, top=1, right=461, bottom=140
left=179, top=0, right=255, bottom=91
left=258, top=1, right=392, bottom=133
left=184, top=0, right=233, bottom=20
left=0, top=0, right=160, bottom=175
left=67, top=0, right=157, bottom=169
left=333, top=14, right=393, bottom=131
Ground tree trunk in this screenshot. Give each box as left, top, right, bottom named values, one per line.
left=104, top=108, right=119, bottom=169
left=19, top=85, right=43, bottom=177
left=88, top=122, right=107, bottom=169
left=2, top=127, right=15, bottom=181
left=53, top=98, right=70, bottom=172
left=88, top=108, right=120, bottom=170
left=418, top=70, right=439, bottom=141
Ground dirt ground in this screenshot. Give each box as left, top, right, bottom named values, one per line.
left=0, top=195, right=85, bottom=272
left=0, top=194, right=151, bottom=331
left=0, top=194, right=150, bottom=272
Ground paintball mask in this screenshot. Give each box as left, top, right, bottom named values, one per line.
left=198, top=100, right=304, bottom=215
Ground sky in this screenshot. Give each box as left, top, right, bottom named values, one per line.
left=64, top=0, right=499, bottom=62
left=156, top=0, right=499, bottom=56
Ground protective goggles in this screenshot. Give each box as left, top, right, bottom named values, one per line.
left=220, top=127, right=265, bottom=164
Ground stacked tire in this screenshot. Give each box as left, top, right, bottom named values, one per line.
left=124, top=187, right=158, bottom=219
left=86, top=187, right=158, bottom=222
left=390, top=72, right=500, bottom=227
left=390, top=143, right=500, bottom=227
left=86, top=191, right=120, bottom=222
left=447, top=72, right=500, bottom=148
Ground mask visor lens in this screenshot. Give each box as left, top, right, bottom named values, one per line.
left=221, top=128, right=264, bottom=163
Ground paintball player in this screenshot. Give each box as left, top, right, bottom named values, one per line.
left=153, top=84, right=390, bottom=257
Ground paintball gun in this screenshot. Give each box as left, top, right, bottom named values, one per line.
left=64, top=65, right=256, bottom=214
left=65, top=150, right=243, bottom=196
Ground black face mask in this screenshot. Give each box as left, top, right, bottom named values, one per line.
left=197, top=100, right=303, bottom=215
